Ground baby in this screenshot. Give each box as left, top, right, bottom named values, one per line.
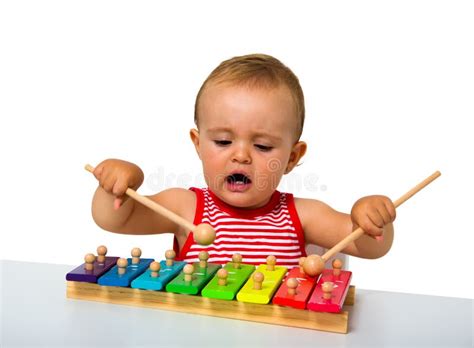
left=91, top=54, right=395, bottom=268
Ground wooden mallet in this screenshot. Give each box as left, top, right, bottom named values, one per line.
left=85, top=164, right=216, bottom=246
left=303, top=171, right=441, bottom=277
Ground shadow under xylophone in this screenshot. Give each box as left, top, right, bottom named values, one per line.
left=66, top=246, right=354, bottom=334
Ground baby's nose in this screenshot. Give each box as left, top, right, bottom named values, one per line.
left=232, top=145, right=252, bottom=164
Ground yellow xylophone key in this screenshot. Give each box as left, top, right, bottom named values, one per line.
left=236, top=256, right=287, bottom=304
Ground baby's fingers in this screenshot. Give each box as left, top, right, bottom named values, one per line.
left=92, top=163, right=104, bottom=180
left=113, top=198, right=124, bottom=210
left=376, top=204, right=393, bottom=226
left=112, top=177, right=130, bottom=209
left=364, top=209, right=384, bottom=237
left=368, top=207, right=384, bottom=228
left=383, top=199, right=396, bottom=222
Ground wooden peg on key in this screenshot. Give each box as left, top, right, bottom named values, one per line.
left=266, top=255, right=276, bottom=271
left=286, top=278, right=298, bottom=296
left=253, top=272, right=264, bottom=290
left=322, top=281, right=334, bottom=301
left=84, top=253, right=96, bottom=271
left=96, top=245, right=107, bottom=264
left=183, top=264, right=194, bottom=282
left=217, top=268, right=228, bottom=286
left=199, top=251, right=209, bottom=269
left=332, top=259, right=343, bottom=278
left=232, top=253, right=242, bottom=269
left=131, top=248, right=141, bottom=265
left=165, top=250, right=175, bottom=266
left=149, top=261, right=160, bottom=278
left=117, top=258, right=128, bottom=275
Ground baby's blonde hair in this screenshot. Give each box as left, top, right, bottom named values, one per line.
left=194, top=54, right=305, bottom=140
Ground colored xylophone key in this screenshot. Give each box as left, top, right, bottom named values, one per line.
left=98, top=255, right=154, bottom=287
left=131, top=259, right=186, bottom=290
left=236, top=256, right=287, bottom=304
left=307, top=265, right=352, bottom=313
left=66, top=246, right=119, bottom=283
left=166, top=251, right=220, bottom=295
left=272, top=267, right=317, bottom=309
left=201, top=260, right=255, bottom=300
left=66, top=256, right=119, bottom=283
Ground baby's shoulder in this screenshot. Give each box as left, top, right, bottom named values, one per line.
left=293, top=196, right=327, bottom=210
left=157, top=186, right=196, bottom=204
left=151, top=187, right=197, bottom=219
left=293, top=197, right=331, bottom=227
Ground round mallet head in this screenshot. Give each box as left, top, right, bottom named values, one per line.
left=303, top=254, right=325, bottom=277
left=193, top=223, right=216, bottom=246
left=299, top=256, right=306, bottom=274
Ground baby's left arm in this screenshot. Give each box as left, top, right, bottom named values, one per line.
left=295, top=195, right=396, bottom=259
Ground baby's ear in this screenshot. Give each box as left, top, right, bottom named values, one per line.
left=285, top=141, right=307, bottom=174
left=190, top=129, right=201, bottom=159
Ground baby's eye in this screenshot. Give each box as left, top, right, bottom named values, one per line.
left=255, top=144, right=273, bottom=152
left=214, top=140, right=232, bottom=146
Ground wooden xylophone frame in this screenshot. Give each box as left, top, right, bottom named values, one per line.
left=66, top=281, right=355, bottom=334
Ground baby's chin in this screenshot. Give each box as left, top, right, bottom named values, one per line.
left=217, top=190, right=273, bottom=210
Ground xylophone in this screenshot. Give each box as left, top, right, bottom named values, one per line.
left=77, top=167, right=440, bottom=334
left=66, top=246, right=354, bottom=334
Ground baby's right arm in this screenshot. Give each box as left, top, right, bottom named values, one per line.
left=90, top=159, right=192, bottom=236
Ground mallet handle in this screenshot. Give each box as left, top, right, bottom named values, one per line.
left=322, top=171, right=441, bottom=262
left=85, top=164, right=196, bottom=232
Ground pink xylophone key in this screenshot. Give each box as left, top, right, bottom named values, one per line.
left=306, top=260, right=352, bottom=313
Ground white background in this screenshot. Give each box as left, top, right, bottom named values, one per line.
left=1, top=1, right=472, bottom=299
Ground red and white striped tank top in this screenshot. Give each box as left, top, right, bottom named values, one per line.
left=175, top=187, right=307, bottom=269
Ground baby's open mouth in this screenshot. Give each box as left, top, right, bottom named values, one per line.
left=226, top=173, right=252, bottom=185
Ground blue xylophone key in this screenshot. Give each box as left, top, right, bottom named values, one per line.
left=131, top=260, right=186, bottom=290
left=97, top=258, right=153, bottom=287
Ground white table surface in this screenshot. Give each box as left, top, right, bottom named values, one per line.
left=1, top=260, right=472, bottom=347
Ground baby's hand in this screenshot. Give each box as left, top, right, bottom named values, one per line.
left=350, top=195, right=396, bottom=239
left=93, top=159, right=144, bottom=209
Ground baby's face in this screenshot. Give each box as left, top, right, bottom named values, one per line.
left=191, top=83, right=306, bottom=209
